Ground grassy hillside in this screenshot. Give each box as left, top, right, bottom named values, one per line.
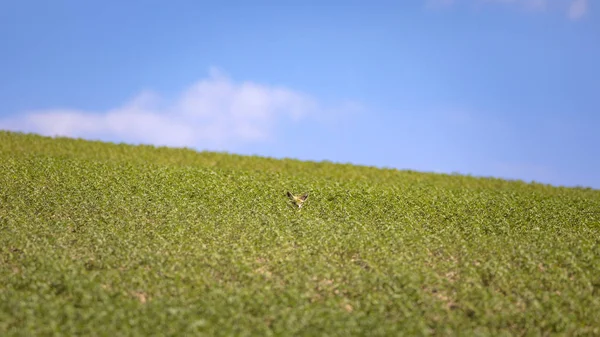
left=1, top=130, right=599, bottom=336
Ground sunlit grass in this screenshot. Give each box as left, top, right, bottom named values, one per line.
left=1, top=131, right=599, bottom=336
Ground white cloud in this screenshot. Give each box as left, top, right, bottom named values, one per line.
left=568, top=0, right=588, bottom=20
left=0, top=68, right=348, bottom=150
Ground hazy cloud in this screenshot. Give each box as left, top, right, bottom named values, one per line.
left=428, top=0, right=590, bottom=19
left=0, top=68, right=353, bottom=150
left=479, top=0, right=547, bottom=10
left=425, top=0, right=456, bottom=9
left=491, top=161, right=558, bottom=185
left=568, top=0, right=588, bottom=20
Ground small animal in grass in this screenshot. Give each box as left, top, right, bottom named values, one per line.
left=287, top=191, right=309, bottom=209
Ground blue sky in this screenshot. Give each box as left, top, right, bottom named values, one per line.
left=1, top=0, right=598, bottom=188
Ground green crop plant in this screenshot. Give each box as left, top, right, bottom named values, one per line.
left=1, top=130, right=599, bottom=336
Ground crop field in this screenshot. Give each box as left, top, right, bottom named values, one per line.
left=1, top=130, right=599, bottom=336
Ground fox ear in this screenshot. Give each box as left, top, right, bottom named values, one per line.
left=300, top=193, right=309, bottom=201
left=286, top=191, right=293, bottom=199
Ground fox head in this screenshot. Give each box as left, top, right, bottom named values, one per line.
left=287, top=191, right=308, bottom=209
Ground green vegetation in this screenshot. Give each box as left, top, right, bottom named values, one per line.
left=1, top=130, right=599, bottom=336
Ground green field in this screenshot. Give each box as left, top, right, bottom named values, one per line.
left=1, top=130, right=599, bottom=336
